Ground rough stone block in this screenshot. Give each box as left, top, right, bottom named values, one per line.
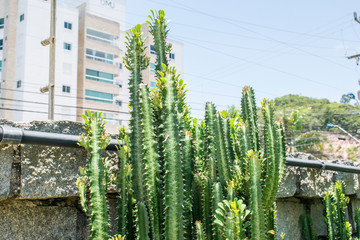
left=277, top=166, right=297, bottom=198
left=20, top=145, right=89, bottom=199
left=310, top=199, right=327, bottom=237
left=0, top=145, right=14, bottom=199
left=276, top=198, right=305, bottom=240
left=0, top=201, right=86, bottom=240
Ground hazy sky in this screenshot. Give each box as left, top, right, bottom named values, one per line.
left=126, top=0, right=360, bottom=119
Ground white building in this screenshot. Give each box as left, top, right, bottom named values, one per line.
left=0, top=0, right=183, bottom=132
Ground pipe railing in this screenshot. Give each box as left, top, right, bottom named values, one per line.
left=1, top=126, right=360, bottom=174
left=0, top=126, right=119, bottom=151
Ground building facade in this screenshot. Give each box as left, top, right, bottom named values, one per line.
left=0, top=0, right=183, bottom=132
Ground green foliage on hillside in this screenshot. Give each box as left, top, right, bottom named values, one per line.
left=272, top=94, right=360, bottom=134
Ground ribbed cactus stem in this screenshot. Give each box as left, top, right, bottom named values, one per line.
left=147, top=9, right=170, bottom=75
left=140, top=84, right=161, bottom=240
left=76, top=176, right=90, bottom=216
left=241, top=86, right=259, bottom=151
left=300, top=214, right=317, bottom=240
left=214, top=113, right=230, bottom=186
left=356, top=208, right=360, bottom=238
left=247, top=150, right=265, bottom=240
left=223, top=118, right=235, bottom=165
left=212, top=182, right=223, bottom=240
left=203, top=175, right=213, bottom=238
left=78, top=111, right=111, bottom=240
left=196, top=221, right=206, bottom=240
left=162, top=67, right=184, bottom=240
left=136, top=202, right=151, bottom=240
left=261, top=99, right=278, bottom=210
left=205, top=102, right=217, bottom=182
left=124, top=24, right=149, bottom=203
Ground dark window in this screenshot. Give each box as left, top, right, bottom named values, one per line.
left=64, top=21, right=72, bottom=30
left=169, top=53, right=175, bottom=60
left=62, top=85, right=70, bottom=93
left=19, top=14, right=24, bottom=22
left=115, top=100, right=122, bottom=106
left=63, top=42, right=71, bottom=51
left=150, top=45, right=157, bottom=55
left=16, top=80, right=21, bottom=88
left=0, top=39, right=3, bottom=50
left=0, top=18, right=4, bottom=29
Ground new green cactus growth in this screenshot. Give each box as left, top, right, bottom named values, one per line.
left=77, top=111, right=111, bottom=240
left=324, top=181, right=352, bottom=240
left=214, top=199, right=250, bottom=240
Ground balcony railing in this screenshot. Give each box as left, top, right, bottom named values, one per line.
left=86, top=33, right=119, bottom=47
left=86, top=54, right=114, bottom=64
left=85, top=74, right=114, bottom=84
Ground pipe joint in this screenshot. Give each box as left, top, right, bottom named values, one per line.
left=0, top=126, right=23, bottom=144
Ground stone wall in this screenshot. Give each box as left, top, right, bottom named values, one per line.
left=1, top=120, right=360, bottom=239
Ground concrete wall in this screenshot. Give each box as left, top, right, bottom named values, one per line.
left=1, top=120, right=360, bottom=239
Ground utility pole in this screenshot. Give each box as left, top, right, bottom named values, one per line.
left=40, top=0, right=56, bottom=120
left=347, top=12, right=360, bottom=65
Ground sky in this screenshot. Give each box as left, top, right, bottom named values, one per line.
left=126, top=0, right=360, bottom=119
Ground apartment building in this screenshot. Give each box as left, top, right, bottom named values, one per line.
left=0, top=0, right=183, bottom=132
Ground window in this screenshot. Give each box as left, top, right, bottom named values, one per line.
left=16, top=80, right=21, bottom=88
left=19, top=14, right=24, bottom=22
left=115, top=100, right=122, bottom=106
left=0, top=39, right=3, bottom=50
left=150, top=81, right=156, bottom=88
left=86, top=28, right=117, bottom=46
left=86, top=69, right=114, bottom=84
left=63, top=42, right=71, bottom=51
left=62, top=85, right=70, bottom=93
left=86, top=48, right=114, bottom=64
left=0, top=18, right=4, bottom=29
left=150, top=63, right=156, bottom=73
left=64, top=21, right=72, bottom=30
left=0, top=61, right=2, bottom=72
left=85, top=89, right=113, bottom=104
left=169, top=53, right=175, bottom=60
left=150, top=45, right=157, bottom=55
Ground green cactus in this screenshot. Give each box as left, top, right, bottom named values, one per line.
left=214, top=198, right=250, bottom=240
left=123, top=24, right=149, bottom=204
left=139, top=84, right=162, bottom=240
left=161, top=67, right=185, bottom=240
left=241, top=86, right=259, bottom=152
left=324, top=181, right=352, bottom=240
left=300, top=214, right=317, bottom=240
left=247, top=150, right=265, bottom=240
left=214, top=113, right=230, bottom=187
left=212, top=182, right=223, bottom=240
left=204, top=102, right=217, bottom=182
left=356, top=208, right=360, bottom=238
left=196, top=221, right=206, bottom=240
left=136, top=202, right=151, bottom=240
left=77, top=111, right=111, bottom=240
left=147, top=9, right=170, bottom=76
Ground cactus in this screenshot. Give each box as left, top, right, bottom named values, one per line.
left=147, top=9, right=170, bottom=75
left=77, top=111, right=111, bottom=240
left=214, top=199, right=250, bottom=240
left=77, top=10, right=288, bottom=240
left=356, top=208, right=360, bottom=239
left=323, top=181, right=352, bottom=240
left=161, top=67, right=185, bottom=239
left=139, top=84, right=162, bottom=240
left=300, top=214, right=317, bottom=240
left=123, top=24, right=149, bottom=204
left=247, top=150, right=265, bottom=240
left=196, top=221, right=206, bottom=240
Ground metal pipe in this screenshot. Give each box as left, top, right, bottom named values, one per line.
left=286, top=157, right=360, bottom=174
left=1, top=126, right=360, bottom=174
left=0, top=126, right=119, bottom=151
